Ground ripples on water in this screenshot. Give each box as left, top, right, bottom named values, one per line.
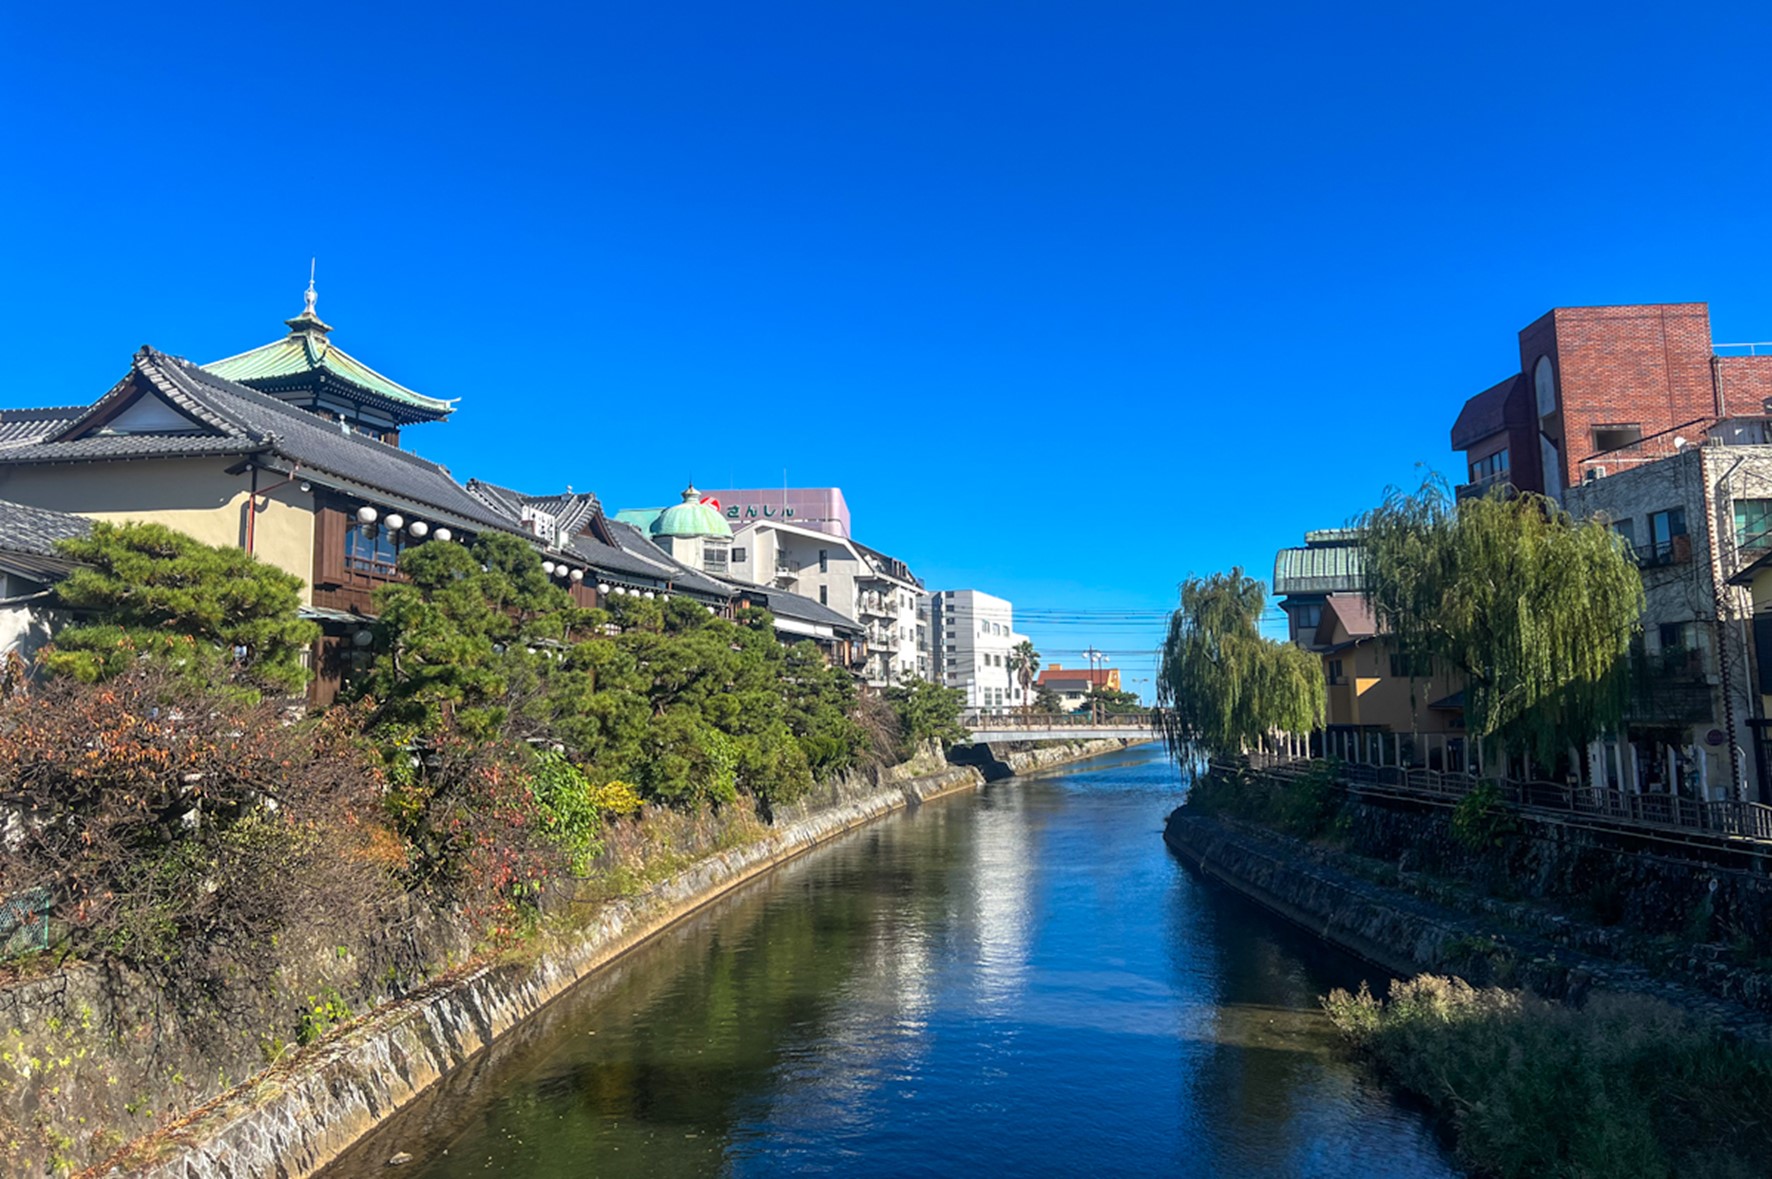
left=327, top=745, right=1458, bottom=1178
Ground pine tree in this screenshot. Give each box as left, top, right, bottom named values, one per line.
left=48, top=521, right=317, bottom=694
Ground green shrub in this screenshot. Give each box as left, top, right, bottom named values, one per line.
left=1451, top=781, right=1519, bottom=852
left=1324, top=975, right=1772, bottom=1178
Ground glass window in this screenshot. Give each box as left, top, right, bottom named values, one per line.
left=1469, top=449, right=1510, bottom=483
left=819, top=586, right=828, bottom=605
left=731, top=547, right=746, bottom=563
left=818, top=549, right=829, bottom=573
left=1612, top=518, right=1636, bottom=546
left=1326, top=659, right=1343, bottom=685
left=703, top=547, right=729, bottom=575
left=1659, top=622, right=1692, bottom=651
left=344, top=523, right=400, bottom=576
left=1646, top=508, right=1688, bottom=564
left=1293, top=603, right=1322, bottom=629
left=1736, top=500, right=1772, bottom=551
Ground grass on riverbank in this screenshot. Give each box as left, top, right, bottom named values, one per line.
left=1324, top=975, right=1772, bottom=1179
left=1184, top=762, right=1343, bottom=839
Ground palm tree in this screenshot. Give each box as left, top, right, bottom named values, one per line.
left=1008, top=639, right=1041, bottom=721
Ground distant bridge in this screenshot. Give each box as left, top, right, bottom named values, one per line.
left=960, top=711, right=1162, bottom=744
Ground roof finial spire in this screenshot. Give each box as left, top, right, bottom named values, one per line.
left=285, top=259, right=332, bottom=337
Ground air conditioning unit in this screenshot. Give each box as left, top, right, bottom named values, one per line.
left=1584, top=466, right=1607, bottom=482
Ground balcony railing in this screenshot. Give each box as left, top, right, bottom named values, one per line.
left=1633, top=536, right=1692, bottom=568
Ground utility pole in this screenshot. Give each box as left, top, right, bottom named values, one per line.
left=1084, top=646, right=1105, bottom=725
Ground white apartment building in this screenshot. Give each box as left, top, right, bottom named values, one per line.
left=726, top=518, right=923, bottom=687
left=929, top=589, right=1030, bottom=713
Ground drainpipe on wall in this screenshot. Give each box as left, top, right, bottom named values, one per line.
left=244, top=462, right=305, bottom=556
left=1700, top=448, right=1746, bottom=800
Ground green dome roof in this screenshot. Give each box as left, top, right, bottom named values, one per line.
left=652, top=485, right=732, bottom=539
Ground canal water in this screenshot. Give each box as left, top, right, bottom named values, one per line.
left=327, top=744, right=1457, bottom=1178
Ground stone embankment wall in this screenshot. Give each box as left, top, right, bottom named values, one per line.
left=1165, top=809, right=1772, bottom=1038
left=87, top=738, right=1137, bottom=1179
left=947, top=737, right=1145, bottom=781
left=97, top=759, right=980, bottom=1179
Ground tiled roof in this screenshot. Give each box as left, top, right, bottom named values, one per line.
left=0, top=348, right=521, bottom=537
left=741, top=587, right=864, bottom=634
left=0, top=407, right=83, bottom=449
left=604, top=520, right=733, bottom=598
left=1272, top=542, right=1364, bottom=596
left=1037, top=667, right=1113, bottom=688
left=1319, top=592, right=1378, bottom=642
left=204, top=313, right=453, bottom=418
left=466, top=481, right=733, bottom=601
left=0, top=497, right=91, bottom=583
left=854, top=540, right=923, bottom=588
left=0, top=497, right=91, bottom=557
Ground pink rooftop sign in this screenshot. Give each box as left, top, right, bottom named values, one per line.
left=697, top=487, right=851, bottom=538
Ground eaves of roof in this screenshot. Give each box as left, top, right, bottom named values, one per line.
left=205, top=332, right=454, bottom=416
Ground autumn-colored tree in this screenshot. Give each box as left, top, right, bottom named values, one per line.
left=0, top=671, right=394, bottom=986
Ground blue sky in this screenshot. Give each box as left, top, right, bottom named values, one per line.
left=6, top=2, right=1772, bottom=693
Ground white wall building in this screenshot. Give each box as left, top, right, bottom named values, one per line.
left=929, top=589, right=1029, bottom=713
left=726, top=518, right=923, bottom=687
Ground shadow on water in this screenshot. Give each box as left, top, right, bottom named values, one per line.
left=325, top=745, right=1458, bottom=1179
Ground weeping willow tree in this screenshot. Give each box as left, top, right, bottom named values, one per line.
left=1361, top=480, right=1644, bottom=771
left=1157, top=568, right=1325, bottom=763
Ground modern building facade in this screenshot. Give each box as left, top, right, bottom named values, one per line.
left=928, top=590, right=1030, bottom=712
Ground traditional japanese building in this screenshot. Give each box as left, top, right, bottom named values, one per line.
left=203, top=279, right=454, bottom=445
left=0, top=286, right=686, bottom=702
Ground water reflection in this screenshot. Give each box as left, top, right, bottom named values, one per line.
left=326, top=746, right=1456, bottom=1178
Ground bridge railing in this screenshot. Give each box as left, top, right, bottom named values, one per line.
left=961, top=710, right=1158, bottom=731
left=1216, top=751, right=1772, bottom=847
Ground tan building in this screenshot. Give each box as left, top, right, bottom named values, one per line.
left=1314, top=594, right=1466, bottom=769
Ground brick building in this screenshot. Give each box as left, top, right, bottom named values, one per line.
left=1451, top=302, right=1772, bottom=801
left=1450, top=304, right=1772, bottom=502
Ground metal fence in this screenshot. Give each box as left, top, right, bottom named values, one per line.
left=0, top=886, right=50, bottom=960
left=1222, top=752, right=1772, bottom=846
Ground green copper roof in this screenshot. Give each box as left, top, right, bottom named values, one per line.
left=1272, top=543, right=1364, bottom=596
left=652, top=486, right=732, bottom=539
left=613, top=507, right=665, bottom=531
left=203, top=287, right=454, bottom=417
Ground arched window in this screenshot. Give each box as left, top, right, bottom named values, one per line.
left=1534, top=355, right=1557, bottom=419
